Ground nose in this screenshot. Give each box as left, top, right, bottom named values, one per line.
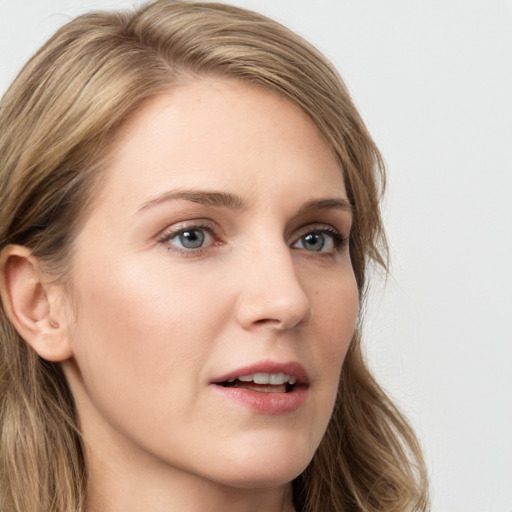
left=235, top=244, right=312, bottom=331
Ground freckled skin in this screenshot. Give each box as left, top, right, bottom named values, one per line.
left=60, top=78, right=359, bottom=512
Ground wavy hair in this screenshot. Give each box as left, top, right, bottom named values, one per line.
left=0, top=1, right=429, bottom=511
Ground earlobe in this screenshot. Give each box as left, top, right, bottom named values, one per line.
left=0, top=245, right=72, bottom=362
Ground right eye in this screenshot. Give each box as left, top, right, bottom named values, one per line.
left=171, top=228, right=209, bottom=249
left=160, top=224, right=216, bottom=253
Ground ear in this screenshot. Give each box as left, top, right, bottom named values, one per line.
left=0, top=245, right=73, bottom=362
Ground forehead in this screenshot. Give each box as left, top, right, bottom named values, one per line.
left=96, top=78, right=346, bottom=211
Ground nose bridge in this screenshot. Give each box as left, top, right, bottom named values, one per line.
left=236, top=235, right=312, bottom=331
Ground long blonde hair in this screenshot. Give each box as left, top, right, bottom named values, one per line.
left=0, top=2, right=429, bottom=511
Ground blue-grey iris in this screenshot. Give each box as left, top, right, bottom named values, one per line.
left=179, top=229, right=205, bottom=249
left=302, top=232, right=325, bottom=251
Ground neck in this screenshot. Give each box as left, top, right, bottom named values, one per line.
left=86, top=461, right=295, bottom=512
left=84, top=436, right=295, bottom=512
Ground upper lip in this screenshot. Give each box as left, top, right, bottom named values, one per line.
left=211, top=360, right=310, bottom=385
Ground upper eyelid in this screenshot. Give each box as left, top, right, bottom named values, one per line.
left=158, top=219, right=217, bottom=238
left=291, top=222, right=346, bottom=239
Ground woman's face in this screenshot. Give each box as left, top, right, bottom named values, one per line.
left=62, top=78, right=359, bottom=489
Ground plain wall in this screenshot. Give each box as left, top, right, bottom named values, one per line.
left=1, top=1, right=511, bottom=511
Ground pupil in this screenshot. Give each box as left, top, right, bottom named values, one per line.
left=304, top=232, right=324, bottom=251
left=179, top=229, right=205, bottom=249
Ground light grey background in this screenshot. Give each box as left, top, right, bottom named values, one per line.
left=1, top=1, right=511, bottom=511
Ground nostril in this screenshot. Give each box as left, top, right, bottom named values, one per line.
left=253, top=318, right=281, bottom=325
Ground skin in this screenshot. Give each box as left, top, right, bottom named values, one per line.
left=52, top=78, right=359, bottom=512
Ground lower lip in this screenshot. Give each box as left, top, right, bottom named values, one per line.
left=211, top=385, right=308, bottom=415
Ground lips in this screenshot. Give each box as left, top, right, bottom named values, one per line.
left=217, top=373, right=297, bottom=393
left=212, top=361, right=308, bottom=387
left=210, top=360, right=309, bottom=414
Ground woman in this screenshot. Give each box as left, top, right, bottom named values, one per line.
left=0, top=1, right=429, bottom=511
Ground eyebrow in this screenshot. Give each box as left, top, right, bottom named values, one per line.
left=138, top=189, right=352, bottom=216
left=298, top=198, right=353, bottom=215
left=138, top=189, right=246, bottom=212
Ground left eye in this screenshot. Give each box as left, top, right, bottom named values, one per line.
left=293, top=229, right=341, bottom=252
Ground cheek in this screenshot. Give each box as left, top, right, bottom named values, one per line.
left=311, top=264, right=359, bottom=332
left=67, top=256, right=225, bottom=405
left=311, top=271, right=359, bottom=385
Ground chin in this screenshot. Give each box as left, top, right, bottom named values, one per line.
left=204, top=435, right=314, bottom=489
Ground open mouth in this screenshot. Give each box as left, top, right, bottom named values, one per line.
left=216, top=373, right=298, bottom=393
left=211, top=366, right=309, bottom=414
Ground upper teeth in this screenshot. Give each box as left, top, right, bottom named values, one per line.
left=228, top=373, right=297, bottom=385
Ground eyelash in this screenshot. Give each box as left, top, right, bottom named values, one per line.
left=158, top=222, right=349, bottom=256
left=158, top=222, right=218, bottom=256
